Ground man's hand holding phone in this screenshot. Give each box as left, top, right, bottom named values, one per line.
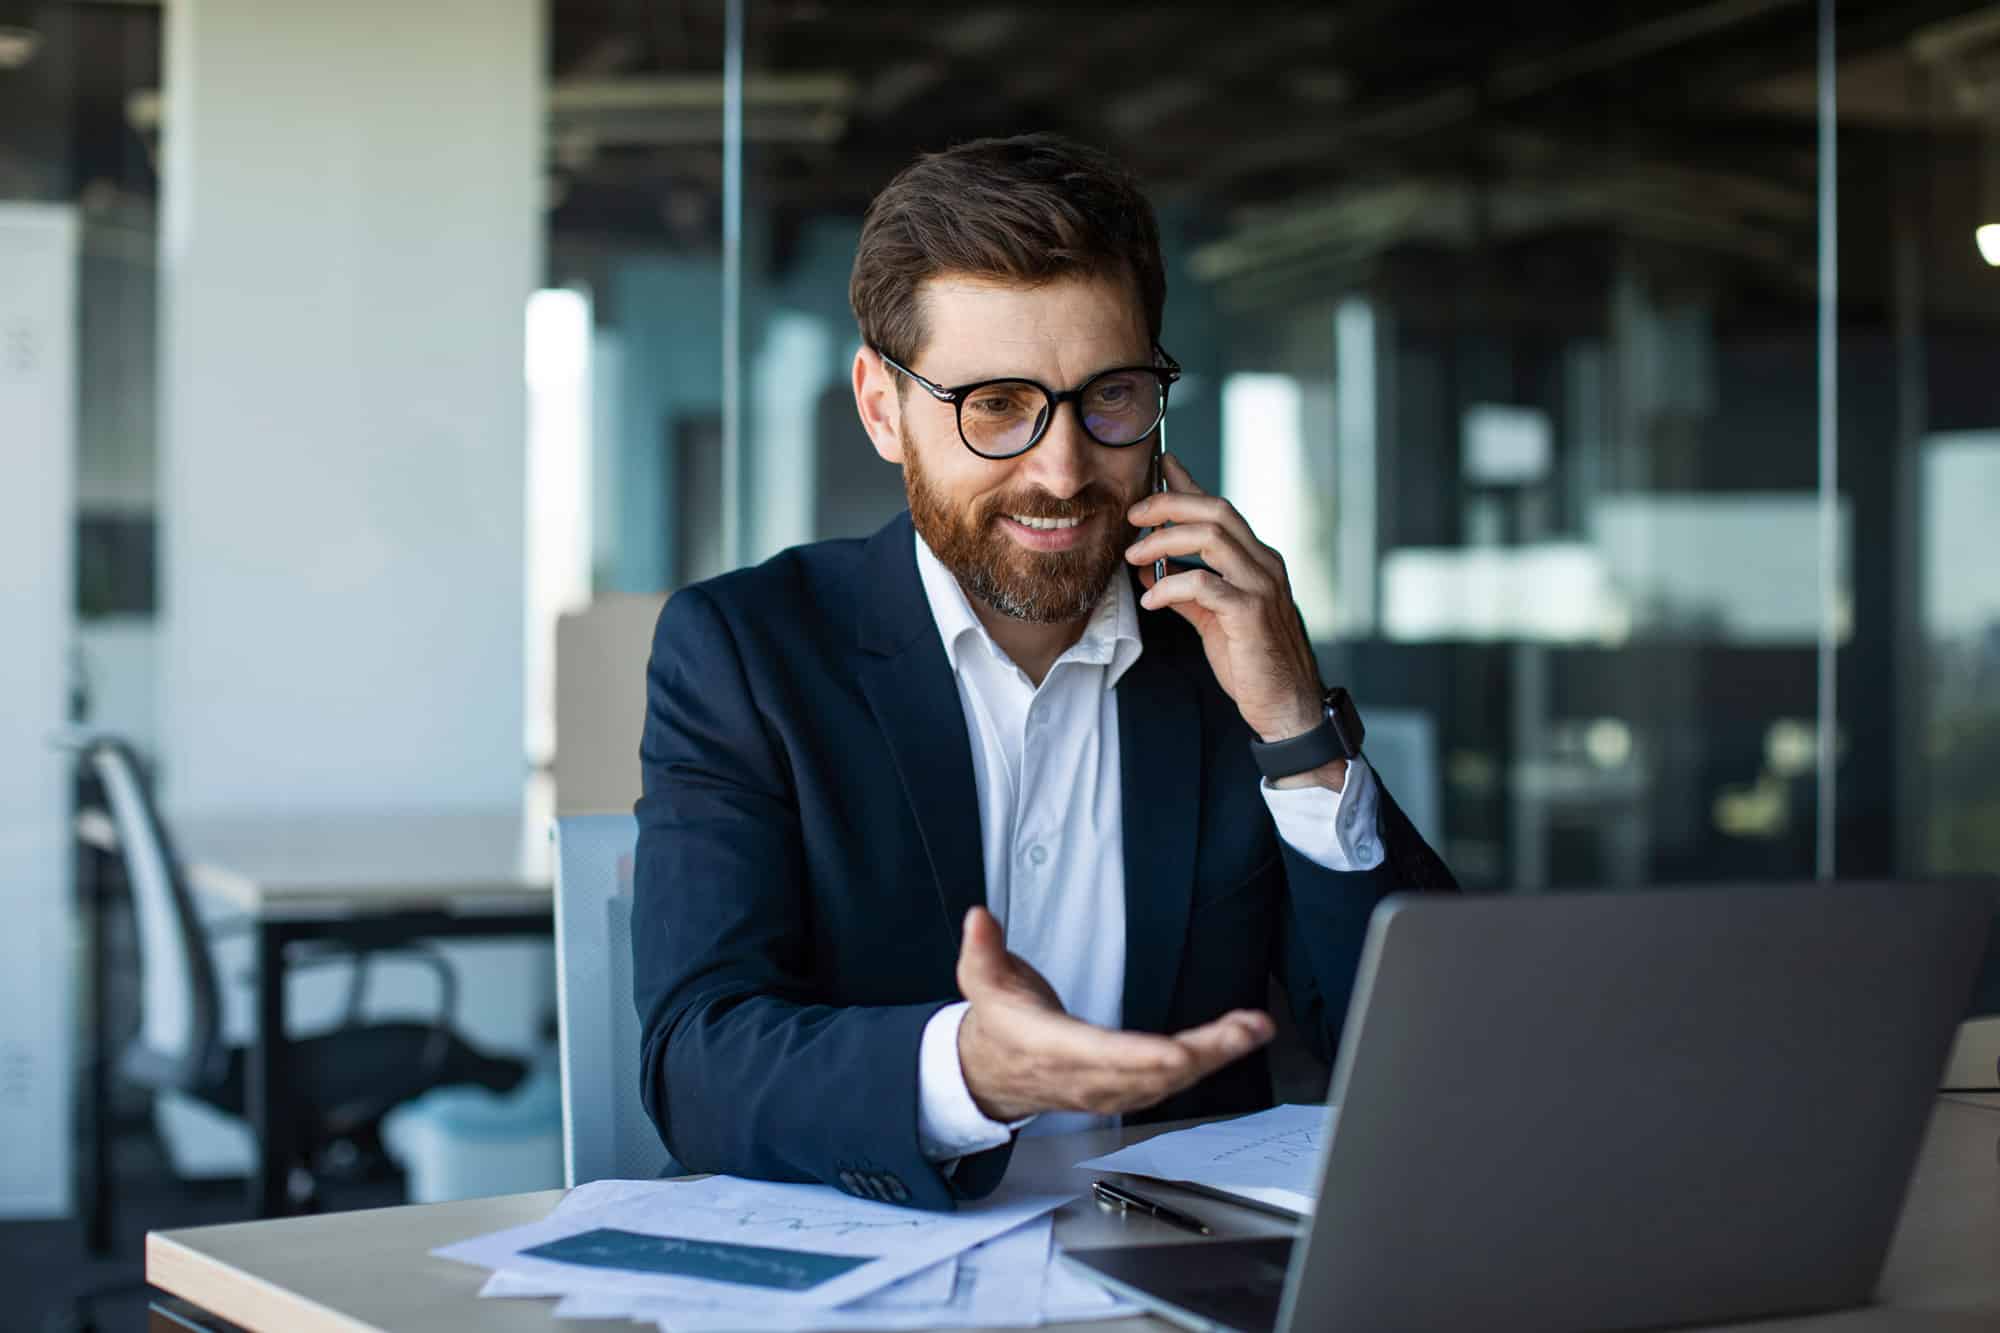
left=1126, top=452, right=1347, bottom=794
left=953, top=906, right=1275, bottom=1124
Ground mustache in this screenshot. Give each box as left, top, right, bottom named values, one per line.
left=979, top=483, right=1125, bottom=523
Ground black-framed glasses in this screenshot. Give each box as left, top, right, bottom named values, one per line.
left=877, top=345, right=1182, bottom=460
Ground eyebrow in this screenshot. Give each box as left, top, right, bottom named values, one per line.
left=934, top=355, right=1153, bottom=389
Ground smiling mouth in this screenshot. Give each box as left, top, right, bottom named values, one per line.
left=1005, top=513, right=1088, bottom=531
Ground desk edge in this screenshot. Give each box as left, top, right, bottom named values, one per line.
left=148, top=1230, right=385, bottom=1333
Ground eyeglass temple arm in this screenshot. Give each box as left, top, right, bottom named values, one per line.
left=873, top=349, right=958, bottom=403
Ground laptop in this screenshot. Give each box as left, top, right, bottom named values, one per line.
left=1063, top=879, right=1995, bottom=1333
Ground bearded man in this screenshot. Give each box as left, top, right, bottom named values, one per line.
left=632, top=133, right=1456, bottom=1212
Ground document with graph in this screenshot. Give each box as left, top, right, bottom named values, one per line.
left=1073, top=1102, right=1330, bottom=1217
left=435, top=1175, right=1069, bottom=1313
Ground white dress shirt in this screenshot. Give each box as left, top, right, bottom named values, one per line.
left=910, top=533, right=1384, bottom=1161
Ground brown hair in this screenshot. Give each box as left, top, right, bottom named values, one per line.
left=849, top=132, right=1166, bottom=369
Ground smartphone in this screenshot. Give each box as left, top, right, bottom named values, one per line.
left=1145, top=419, right=1209, bottom=583
left=1149, top=431, right=1168, bottom=586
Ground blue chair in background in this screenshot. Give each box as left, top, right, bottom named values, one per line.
left=552, top=812, right=676, bottom=1185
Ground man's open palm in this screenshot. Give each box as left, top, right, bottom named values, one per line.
left=954, top=906, right=1276, bottom=1124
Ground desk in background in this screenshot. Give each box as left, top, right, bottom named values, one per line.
left=144, top=1101, right=2000, bottom=1333
left=78, top=808, right=554, bottom=1221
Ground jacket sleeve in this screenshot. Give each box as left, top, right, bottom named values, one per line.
left=1273, top=781, right=1459, bottom=1064
left=631, top=585, right=1009, bottom=1211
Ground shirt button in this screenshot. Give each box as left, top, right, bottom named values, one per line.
left=1026, top=843, right=1048, bottom=867
left=1356, top=838, right=1376, bottom=859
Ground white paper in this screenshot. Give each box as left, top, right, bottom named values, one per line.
left=480, top=1190, right=1138, bottom=1329
left=1074, top=1103, right=1329, bottom=1214
left=435, top=1174, right=1068, bottom=1312
left=477, top=1179, right=721, bottom=1301
left=551, top=1253, right=960, bottom=1322
left=855, top=1256, right=959, bottom=1308
left=1040, top=1245, right=1142, bottom=1321
left=479, top=1270, right=569, bottom=1299
left=645, top=1217, right=1056, bottom=1332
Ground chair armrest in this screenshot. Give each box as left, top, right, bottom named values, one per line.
left=238, top=943, right=462, bottom=1051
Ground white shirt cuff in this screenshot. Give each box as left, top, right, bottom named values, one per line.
left=916, top=1001, right=1026, bottom=1162
left=1260, top=753, right=1387, bottom=872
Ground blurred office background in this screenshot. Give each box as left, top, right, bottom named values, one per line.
left=5, top=0, right=2000, bottom=1321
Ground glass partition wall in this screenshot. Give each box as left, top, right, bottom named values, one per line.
left=551, top=0, right=1999, bottom=915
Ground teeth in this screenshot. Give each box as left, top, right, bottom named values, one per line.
left=1009, top=514, right=1083, bottom=531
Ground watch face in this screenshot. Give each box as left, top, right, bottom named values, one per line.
left=1325, top=687, right=1364, bottom=756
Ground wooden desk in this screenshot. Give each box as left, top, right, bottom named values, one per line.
left=146, top=1102, right=2000, bottom=1333
left=78, top=807, right=553, bottom=1221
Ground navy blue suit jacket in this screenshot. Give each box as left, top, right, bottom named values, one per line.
left=633, top=511, right=1455, bottom=1211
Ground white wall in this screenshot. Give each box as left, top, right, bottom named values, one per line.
left=150, top=1, right=550, bottom=1172
left=0, top=204, right=79, bottom=1217
left=159, top=0, right=543, bottom=814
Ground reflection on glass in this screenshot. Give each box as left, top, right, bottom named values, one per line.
left=552, top=1, right=2000, bottom=897
left=1222, top=373, right=1338, bottom=633
left=1920, top=433, right=2000, bottom=873
left=1589, top=496, right=1851, bottom=644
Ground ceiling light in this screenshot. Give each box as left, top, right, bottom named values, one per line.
left=1978, top=223, right=2000, bottom=267
left=0, top=24, right=40, bottom=70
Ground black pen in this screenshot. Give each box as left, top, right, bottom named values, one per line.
left=1092, top=1178, right=1212, bottom=1236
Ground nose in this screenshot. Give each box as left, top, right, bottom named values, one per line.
left=1015, top=400, right=1095, bottom=501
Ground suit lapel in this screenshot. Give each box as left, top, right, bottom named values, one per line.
left=1117, top=624, right=1202, bottom=1036
left=853, top=514, right=987, bottom=931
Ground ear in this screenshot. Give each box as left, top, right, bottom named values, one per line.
left=852, top=346, right=905, bottom=465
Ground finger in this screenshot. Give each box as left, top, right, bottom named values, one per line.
left=1126, top=521, right=1271, bottom=594
left=997, top=950, right=1067, bottom=1010
left=1128, top=489, right=1231, bottom=530
left=1139, top=568, right=1244, bottom=617
left=1128, top=489, right=1284, bottom=584
left=956, top=906, right=1010, bottom=997
left=1161, top=452, right=1208, bottom=496
left=1183, top=1008, right=1277, bottom=1043
left=1155, top=456, right=1288, bottom=584
left=1170, top=1010, right=1277, bottom=1071
left=1067, top=1013, right=1274, bottom=1114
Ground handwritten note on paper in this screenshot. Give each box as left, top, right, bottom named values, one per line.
left=1073, top=1103, right=1331, bottom=1215
left=435, top=1175, right=1068, bottom=1312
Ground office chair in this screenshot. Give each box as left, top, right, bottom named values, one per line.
left=551, top=812, right=676, bottom=1185
left=54, top=738, right=533, bottom=1329
left=82, top=736, right=528, bottom=1197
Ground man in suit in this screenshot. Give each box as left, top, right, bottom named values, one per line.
left=634, top=133, right=1455, bottom=1213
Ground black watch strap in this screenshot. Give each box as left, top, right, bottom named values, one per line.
left=1249, top=686, right=1365, bottom=780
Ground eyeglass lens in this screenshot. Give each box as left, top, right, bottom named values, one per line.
left=959, top=370, right=1166, bottom=457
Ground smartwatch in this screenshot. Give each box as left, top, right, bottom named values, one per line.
left=1249, top=685, right=1364, bottom=780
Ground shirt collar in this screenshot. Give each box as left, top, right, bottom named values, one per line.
left=913, top=530, right=1143, bottom=688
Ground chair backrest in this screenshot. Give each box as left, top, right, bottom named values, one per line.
left=553, top=594, right=668, bottom=818
left=552, top=812, right=674, bottom=1186
left=86, top=738, right=225, bottom=1091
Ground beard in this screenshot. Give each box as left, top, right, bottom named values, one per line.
left=903, top=426, right=1141, bottom=625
